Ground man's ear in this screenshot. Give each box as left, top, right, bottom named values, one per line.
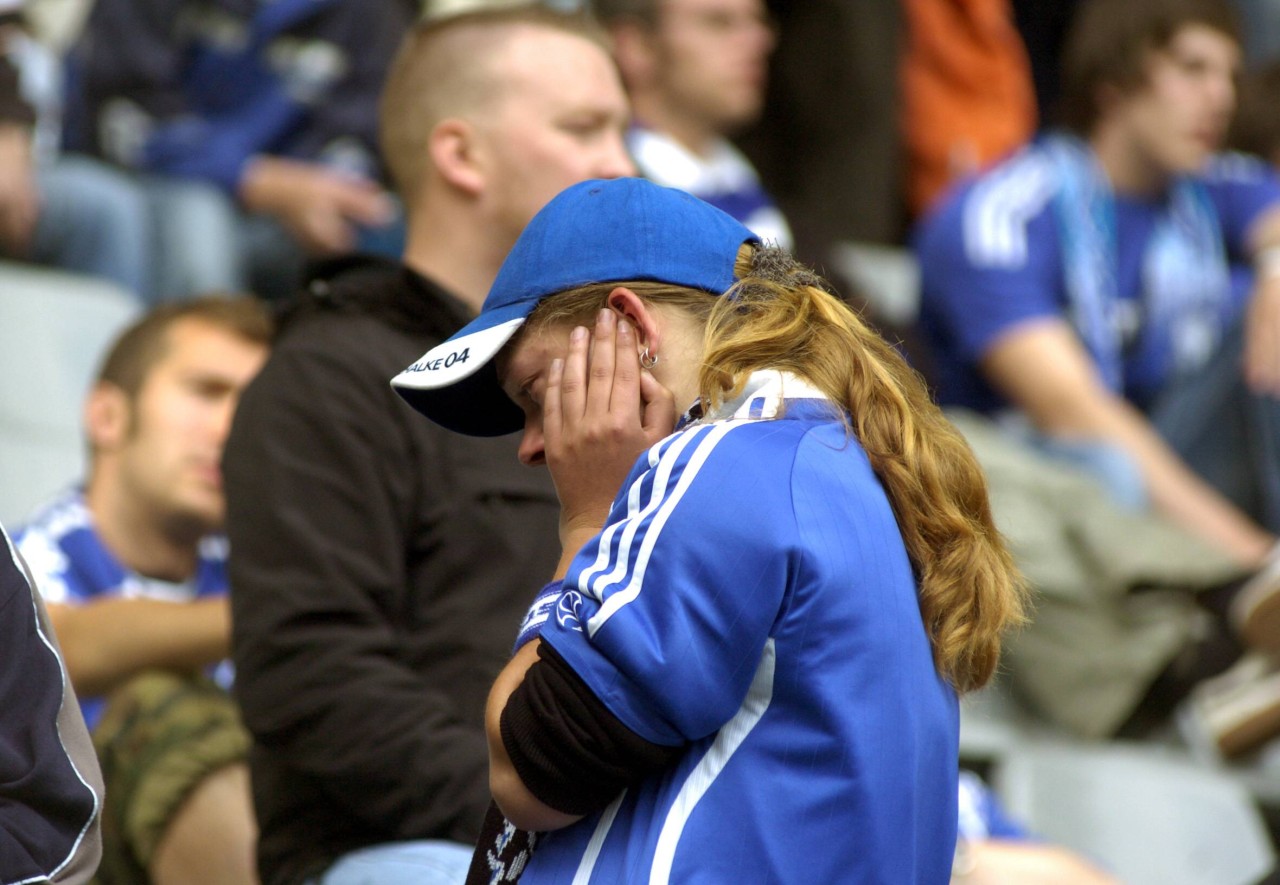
left=428, top=117, right=486, bottom=198
left=84, top=382, right=130, bottom=453
left=606, top=286, right=662, bottom=354
left=610, top=21, right=659, bottom=91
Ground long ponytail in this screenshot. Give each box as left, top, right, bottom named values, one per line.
left=701, top=246, right=1027, bottom=693
left=522, top=245, right=1027, bottom=693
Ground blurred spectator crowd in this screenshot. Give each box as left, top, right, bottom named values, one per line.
left=4, top=0, right=1280, bottom=883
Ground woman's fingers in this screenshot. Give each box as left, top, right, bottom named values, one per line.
left=551, top=309, right=663, bottom=462
left=559, top=324, right=591, bottom=424
left=543, top=356, right=566, bottom=451
left=587, top=309, right=617, bottom=419
left=611, top=319, right=642, bottom=423
left=639, top=368, right=677, bottom=441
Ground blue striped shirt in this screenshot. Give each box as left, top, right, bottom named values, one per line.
left=524, top=372, right=958, bottom=884
left=14, top=488, right=229, bottom=728
left=916, top=144, right=1280, bottom=412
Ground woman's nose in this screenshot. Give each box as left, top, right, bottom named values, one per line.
left=518, top=424, right=546, bottom=466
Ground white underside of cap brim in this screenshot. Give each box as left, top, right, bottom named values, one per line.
left=392, top=318, right=525, bottom=392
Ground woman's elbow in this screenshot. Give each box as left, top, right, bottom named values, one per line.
left=490, top=764, right=583, bottom=833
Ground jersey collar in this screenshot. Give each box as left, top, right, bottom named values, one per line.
left=678, top=370, right=832, bottom=429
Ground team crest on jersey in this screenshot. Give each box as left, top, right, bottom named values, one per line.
left=557, top=590, right=584, bottom=632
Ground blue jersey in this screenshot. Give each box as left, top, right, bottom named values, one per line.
left=628, top=125, right=795, bottom=251
left=14, top=487, right=229, bottom=727
left=915, top=144, right=1280, bottom=412
left=526, top=371, right=959, bottom=884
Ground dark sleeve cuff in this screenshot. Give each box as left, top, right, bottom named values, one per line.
left=500, top=642, right=683, bottom=816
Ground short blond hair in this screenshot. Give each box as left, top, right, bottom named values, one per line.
left=379, top=5, right=609, bottom=200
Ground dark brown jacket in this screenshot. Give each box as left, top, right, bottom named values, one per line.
left=224, top=257, right=560, bottom=885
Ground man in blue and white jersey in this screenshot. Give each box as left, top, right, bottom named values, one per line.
left=15, top=295, right=271, bottom=885
left=593, top=0, right=794, bottom=249
left=17, top=499, right=230, bottom=730
left=915, top=0, right=1280, bottom=572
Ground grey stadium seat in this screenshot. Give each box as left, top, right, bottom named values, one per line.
left=0, top=261, right=140, bottom=526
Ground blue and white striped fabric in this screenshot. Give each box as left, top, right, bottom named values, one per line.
left=524, top=371, right=959, bottom=884
left=13, top=487, right=230, bottom=728
left=917, top=137, right=1280, bottom=413
left=628, top=125, right=794, bottom=251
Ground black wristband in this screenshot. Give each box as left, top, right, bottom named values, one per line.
left=500, top=642, right=682, bottom=816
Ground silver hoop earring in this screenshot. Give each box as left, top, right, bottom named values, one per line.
left=639, top=347, right=659, bottom=369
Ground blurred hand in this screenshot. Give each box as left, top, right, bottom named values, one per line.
left=0, top=124, right=39, bottom=256
left=544, top=308, right=677, bottom=552
left=238, top=155, right=395, bottom=256
left=953, top=839, right=1120, bottom=884
left=1245, top=275, right=1280, bottom=397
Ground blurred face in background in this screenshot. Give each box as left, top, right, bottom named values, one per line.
left=95, top=319, right=267, bottom=538
left=474, top=26, right=634, bottom=245
left=648, top=0, right=776, bottom=135
left=1108, top=23, right=1239, bottom=177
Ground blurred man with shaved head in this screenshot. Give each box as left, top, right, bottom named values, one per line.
left=222, top=8, right=634, bottom=885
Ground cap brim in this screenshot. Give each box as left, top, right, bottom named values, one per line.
left=392, top=316, right=527, bottom=437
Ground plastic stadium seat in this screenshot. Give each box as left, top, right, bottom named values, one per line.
left=993, top=740, right=1276, bottom=885
left=0, top=262, right=140, bottom=527
left=828, top=241, right=922, bottom=328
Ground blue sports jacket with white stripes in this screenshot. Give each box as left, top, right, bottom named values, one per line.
left=522, top=371, right=959, bottom=884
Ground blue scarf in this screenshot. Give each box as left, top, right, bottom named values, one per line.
left=1042, top=134, right=1230, bottom=393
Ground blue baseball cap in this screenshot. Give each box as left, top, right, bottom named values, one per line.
left=392, top=178, right=759, bottom=436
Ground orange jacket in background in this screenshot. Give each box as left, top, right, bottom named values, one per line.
left=901, top=0, right=1037, bottom=219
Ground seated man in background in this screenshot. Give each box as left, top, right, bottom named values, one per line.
left=16, top=296, right=272, bottom=885
left=223, top=7, right=632, bottom=884
left=61, top=0, right=415, bottom=301
left=593, top=0, right=793, bottom=247
left=916, top=0, right=1280, bottom=761
left=915, top=0, right=1279, bottom=573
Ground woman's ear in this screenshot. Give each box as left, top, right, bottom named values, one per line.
left=606, top=286, right=661, bottom=354
left=85, top=382, right=130, bottom=453
left=429, top=117, right=485, bottom=198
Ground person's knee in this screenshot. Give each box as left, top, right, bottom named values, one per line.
left=92, top=670, right=253, bottom=882
left=146, top=178, right=245, bottom=296
left=32, top=158, right=152, bottom=284
left=149, top=762, right=258, bottom=885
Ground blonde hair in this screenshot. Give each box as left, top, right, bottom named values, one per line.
left=522, top=245, right=1027, bottom=693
